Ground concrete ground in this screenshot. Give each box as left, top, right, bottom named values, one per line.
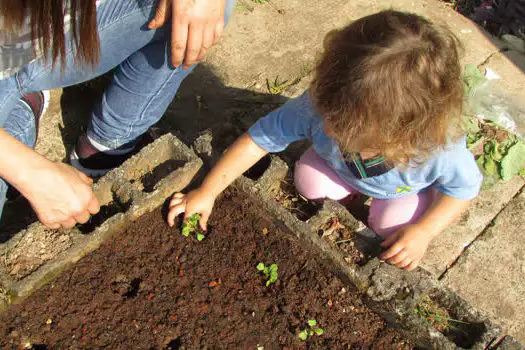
left=2, top=0, right=525, bottom=344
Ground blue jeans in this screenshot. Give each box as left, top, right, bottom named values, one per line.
left=0, top=0, right=236, bottom=220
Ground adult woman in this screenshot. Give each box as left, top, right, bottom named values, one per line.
left=0, top=0, right=235, bottom=229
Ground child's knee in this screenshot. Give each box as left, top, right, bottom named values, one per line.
left=294, top=160, right=326, bottom=200
left=368, top=196, right=420, bottom=237
left=368, top=191, right=436, bottom=237
left=294, top=152, right=352, bottom=201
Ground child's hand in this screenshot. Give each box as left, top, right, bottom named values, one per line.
left=379, top=224, right=432, bottom=271
left=167, top=188, right=216, bottom=231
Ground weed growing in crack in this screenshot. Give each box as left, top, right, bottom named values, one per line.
left=298, top=319, right=324, bottom=340
left=415, top=297, right=470, bottom=332
left=0, top=287, right=12, bottom=305
left=256, top=262, right=278, bottom=287
left=181, top=213, right=205, bottom=241
left=266, top=76, right=300, bottom=95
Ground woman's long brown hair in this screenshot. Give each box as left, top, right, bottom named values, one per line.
left=0, top=0, right=99, bottom=68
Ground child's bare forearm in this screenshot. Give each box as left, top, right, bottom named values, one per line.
left=200, top=133, right=268, bottom=198
left=415, top=193, right=470, bottom=239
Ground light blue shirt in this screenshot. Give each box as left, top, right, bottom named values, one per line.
left=249, top=91, right=482, bottom=200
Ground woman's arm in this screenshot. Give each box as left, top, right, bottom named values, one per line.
left=379, top=192, right=470, bottom=271
left=167, top=132, right=268, bottom=229
left=0, top=128, right=99, bottom=228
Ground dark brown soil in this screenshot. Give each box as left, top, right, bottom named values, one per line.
left=0, top=189, right=411, bottom=349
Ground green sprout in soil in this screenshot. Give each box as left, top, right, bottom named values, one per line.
left=298, top=319, right=324, bottom=340
left=181, top=213, right=205, bottom=241
left=256, top=262, right=278, bottom=287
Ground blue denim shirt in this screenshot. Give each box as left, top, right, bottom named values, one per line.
left=249, top=91, right=482, bottom=200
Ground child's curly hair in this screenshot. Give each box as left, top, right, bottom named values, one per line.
left=310, top=10, right=464, bottom=166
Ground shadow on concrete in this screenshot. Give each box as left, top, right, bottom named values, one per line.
left=0, top=64, right=292, bottom=242
left=58, top=64, right=289, bottom=162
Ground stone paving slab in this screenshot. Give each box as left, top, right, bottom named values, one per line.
left=481, top=48, right=525, bottom=111
left=208, top=0, right=511, bottom=95
left=498, top=336, right=525, bottom=350
left=442, top=189, right=525, bottom=343
left=422, top=177, right=525, bottom=277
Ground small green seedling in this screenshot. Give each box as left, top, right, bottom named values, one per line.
left=298, top=319, right=324, bottom=340
left=256, top=262, right=278, bottom=286
left=181, top=213, right=205, bottom=241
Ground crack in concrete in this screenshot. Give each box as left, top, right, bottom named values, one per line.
left=477, top=48, right=509, bottom=68
left=438, top=182, right=525, bottom=281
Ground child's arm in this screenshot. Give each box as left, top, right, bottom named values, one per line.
left=167, top=91, right=317, bottom=230
left=379, top=193, right=470, bottom=271
left=167, top=133, right=268, bottom=230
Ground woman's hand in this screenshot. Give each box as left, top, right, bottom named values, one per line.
left=21, top=162, right=100, bottom=229
left=167, top=188, right=216, bottom=231
left=379, top=224, right=432, bottom=271
left=0, top=129, right=100, bottom=229
left=148, top=0, right=226, bottom=69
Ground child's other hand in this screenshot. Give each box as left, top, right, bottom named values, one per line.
left=167, top=188, right=216, bottom=231
left=379, top=224, right=432, bottom=271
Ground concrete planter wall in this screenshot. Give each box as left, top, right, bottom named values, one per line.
left=0, top=135, right=522, bottom=349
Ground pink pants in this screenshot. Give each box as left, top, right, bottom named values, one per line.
left=294, top=148, right=437, bottom=237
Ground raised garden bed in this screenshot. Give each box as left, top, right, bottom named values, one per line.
left=0, top=189, right=410, bottom=349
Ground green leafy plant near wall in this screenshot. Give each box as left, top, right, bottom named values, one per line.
left=462, top=64, right=525, bottom=186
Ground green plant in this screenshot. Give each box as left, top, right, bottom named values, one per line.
left=463, top=63, right=486, bottom=97
left=461, top=64, right=525, bottom=185
left=181, top=213, right=205, bottom=241
left=256, top=262, right=278, bottom=286
left=266, top=76, right=300, bottom=95
left=500, top=142, right=525, bottom=180
left=0, top=287, right=12, bottom=305
left=298, top=319, right=324, bottom=340
left=415, top=297, right=469, bottom=331
left=474, top=134, right=525, bottom=182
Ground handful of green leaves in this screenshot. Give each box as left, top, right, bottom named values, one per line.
left=463, top=64, right=525, bottom=185
left=256, top=262, right=278, bottom=287
left=475, top=136, right=525, bottom=182
left=181, top=213, right=205, bottom=241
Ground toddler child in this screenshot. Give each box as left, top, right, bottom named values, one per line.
left=167, top=10, right=482, bottom=271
